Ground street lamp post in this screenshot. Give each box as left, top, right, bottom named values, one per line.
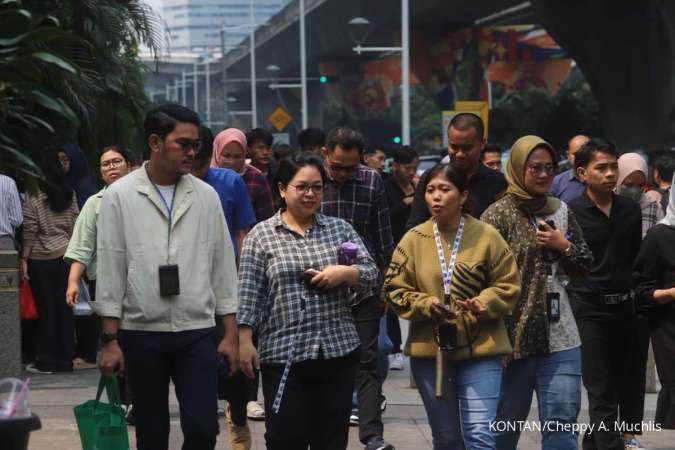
left=349, top=0, right=410, bottom=145
left=250, top=0, right=258, bottom=128
left=299, top=0, right=308, bottom=129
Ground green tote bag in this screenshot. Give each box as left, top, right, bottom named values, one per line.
left=74, top=375, right=129, bottom=450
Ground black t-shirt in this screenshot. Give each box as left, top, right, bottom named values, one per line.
left=405, top=163, right=507, bottom=230
left=384, top=175, right=414, bottom=245
left=567, top=192, right=642, bottom=295
left=633, top=223, right=675, bottom=316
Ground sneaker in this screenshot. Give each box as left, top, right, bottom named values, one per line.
left=389, top=353, right=405, bottom=371
left=25, top=364, right=54, bottom=375
left=380, top=395, right=387, bottom=412
left=226, top=405, right=252, bottom=450
left=246, top=400, right=265, bottom=420
left=349, top=409, right=359, bottom=426
left=125, top=406, right=135, bottom=426
left=365, top=436, right=394, bottom=450
left=623, top=437, right=645, bottom=450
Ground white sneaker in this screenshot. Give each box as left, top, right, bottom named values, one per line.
left=246, top=400, right=265, bottom=420
left=389, top=353, right=405, bottom=370
left=623, top=437, right=645, bottom=450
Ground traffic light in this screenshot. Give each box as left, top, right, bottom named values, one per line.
left=393, top=136, right=402, bottom=144
left=318, top=75, right=336, bottom=84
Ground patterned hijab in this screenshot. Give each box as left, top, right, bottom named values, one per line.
left=505, top=135, right=561, bottom=216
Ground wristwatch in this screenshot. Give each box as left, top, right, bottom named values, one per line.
left=562, top=242, right=573, bottom=257
left=101, top=332, right=118, bottom=344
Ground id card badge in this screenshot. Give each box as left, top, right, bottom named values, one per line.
left=548, top=292, right=560, bottom=322
left=159, top=264, right=180, bottom=297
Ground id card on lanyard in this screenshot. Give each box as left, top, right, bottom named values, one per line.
left=432, top=216, right=466, bottom=304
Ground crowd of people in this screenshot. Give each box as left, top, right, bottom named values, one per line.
left=0, top=102, right=674, bottom=450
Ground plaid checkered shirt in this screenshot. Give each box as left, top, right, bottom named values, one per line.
left=237, top=211, right=379, bottom=364
left=241, top=164, right=276, bottom=223
left=320, top=165, right=394, bottom=298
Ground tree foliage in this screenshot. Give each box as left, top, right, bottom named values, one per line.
left=1, top=0, right=161, bottom=179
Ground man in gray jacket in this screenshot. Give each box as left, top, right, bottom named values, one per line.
left=95, top=104, right=239, bottom=450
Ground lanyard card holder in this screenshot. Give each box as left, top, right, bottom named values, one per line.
left=159, top=264, right=180, bottom=297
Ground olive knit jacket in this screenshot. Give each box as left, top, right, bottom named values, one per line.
left=383, top=216, right=521, bottom=361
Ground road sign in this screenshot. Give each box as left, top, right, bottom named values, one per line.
left=272, top=133, right=290, bottom=145
left=268, top=106, right=293, bottom=131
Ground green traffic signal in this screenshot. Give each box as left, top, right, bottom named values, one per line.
left=393, top=136, right=402, bottom=144
left=319, top=75, right=328, bottom=83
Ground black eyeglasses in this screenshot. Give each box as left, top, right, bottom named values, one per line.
left=328, top=163, right=358, bottom=175
left=289, top=184, right=324, bottom=194
left=175, top=138, right=202, bottom=154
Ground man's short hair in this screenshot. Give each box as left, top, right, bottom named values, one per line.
left=298, top=128, right=326, bottom=150
left=654, top=151, right=675, bottom=183
left=246, top=128, right=273, bottom=147
left=574, top=138, right=618, bottom=170
left=392, top=145, right=418, bottom=164
left=326, top=127, right=364, bottom=154
left=144, top=104, right=200, bottom=144
left=448, top=113, right=485, bottom=140
left=480, top=142, right=502, bottom=161
left=195, top=126, right=214, bottom=162
left=273, top=143, right=297, bottom=162
left=364, top=145, right=386, bottom=157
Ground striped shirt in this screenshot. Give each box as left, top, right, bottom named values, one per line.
left=321, top=165, right=394, bottom=271
left=237, top=211, right=379, bottom=364
left=0, top=175, right=22, bottom=239
left=22, top=191, right=78, bottom=260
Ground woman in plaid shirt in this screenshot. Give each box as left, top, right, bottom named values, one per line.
left=237, top=152, right=379, bottom=449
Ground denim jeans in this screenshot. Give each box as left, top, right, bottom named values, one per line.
left=411, top=356, right=502, bottom=450
left=495, top=347, right=582, bottom=450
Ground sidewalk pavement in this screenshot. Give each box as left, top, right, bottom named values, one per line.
left=23, top=359, right=675, bottom=450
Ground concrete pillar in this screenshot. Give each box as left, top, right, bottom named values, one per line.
left=0, top=237, right=22, bottom=379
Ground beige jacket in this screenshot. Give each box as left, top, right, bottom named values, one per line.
left=94, top=163, right=238, bottom=332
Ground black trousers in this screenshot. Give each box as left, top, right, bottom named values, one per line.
left=246, top=333, right=261, bottom=403
left=353, top=295, right=384, bottom=444
left=119, top=328, right=219, bottom=450
left=569, top=292, right=636, bottom=450
left=650, top=306, right=675, bottom=429
left=619, top=313, right=650, bottom=435
left=386, top=307, right=403, bottom=354
left=213, top=323, right=248, bottom=427
left=28, top=258, right=74, bottom=372
left=261, top=350, right=359, bottom=450
left=73, top=279, right=100, bottom=363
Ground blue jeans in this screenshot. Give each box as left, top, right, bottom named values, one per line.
left=411, top=356, right=502, bottom=450
left=495, top=347, right=582, bottom=450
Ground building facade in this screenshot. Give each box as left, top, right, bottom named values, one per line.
left=163, top=0, right=288, bottom=53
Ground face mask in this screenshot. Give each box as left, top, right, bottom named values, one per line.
left=617, top=186, right=643, bottom=203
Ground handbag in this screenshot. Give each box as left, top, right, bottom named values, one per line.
left=19, top=280, right=38, bottom=320
left=73, top=375, right=129, bottom=450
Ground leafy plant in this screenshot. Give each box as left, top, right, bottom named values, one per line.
left=0, top=0, right=80, bottom=177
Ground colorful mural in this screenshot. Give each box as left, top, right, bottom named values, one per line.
left=320, top=25, right=573, bottom=121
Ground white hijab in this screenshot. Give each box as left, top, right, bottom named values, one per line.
left=659, top=172, right=675, bottom=227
